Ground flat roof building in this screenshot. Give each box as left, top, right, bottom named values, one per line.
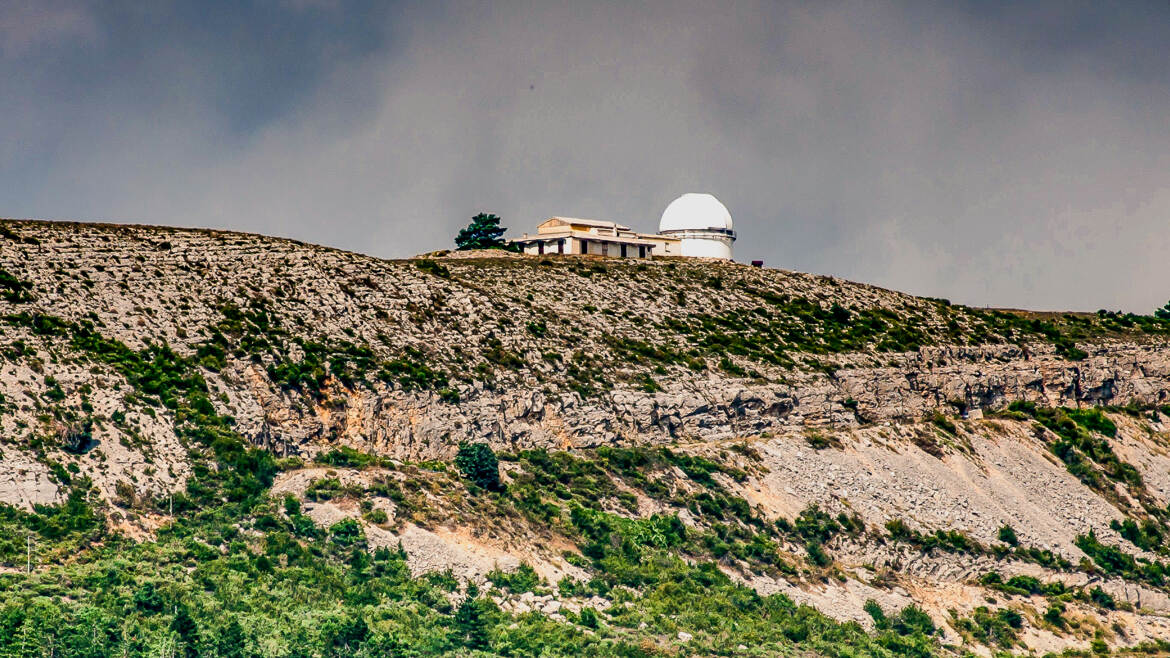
left=511, top=193, right=734, bottom=260
left=513, top=217, right=662, bottom=259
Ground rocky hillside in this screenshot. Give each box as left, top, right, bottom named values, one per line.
left=4, top=218, right=1170, bottom=656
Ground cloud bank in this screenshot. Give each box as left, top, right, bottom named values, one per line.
left=2, top=0, right=1169, bottom=312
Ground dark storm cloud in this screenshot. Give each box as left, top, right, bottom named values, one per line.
left=2, top=0, right=1169, bottom=312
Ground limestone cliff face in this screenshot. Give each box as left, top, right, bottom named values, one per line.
left=2, top=218, right=1169, bottom=500
left=222, top=340, right=1170, bottom=462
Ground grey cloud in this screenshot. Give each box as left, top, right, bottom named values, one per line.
left=0, top=1, right=100, bottom=56
left=2, top=0, right=1169, bottom=312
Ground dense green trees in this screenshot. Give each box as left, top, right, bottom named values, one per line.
left=0, top=436, right=962, bottom=657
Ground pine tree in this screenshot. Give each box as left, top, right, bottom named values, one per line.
left=216, top=618, right=246, bottom=658
left=133, top=581, right=164, bottom=613
left=170, top=605, right=200, bottom=658
left=327, top=616, right=370, bottom=656
left=451, top=587, right=492, bottom=651
left=454, top=213, right=512, bottom=251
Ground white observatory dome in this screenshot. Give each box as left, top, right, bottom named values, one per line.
left=656, top=193, right=736, bottom=260
left=658, top=193, right=733, bottom=233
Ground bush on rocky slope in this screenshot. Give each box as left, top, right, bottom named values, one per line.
left=456, top=442, right=501, bottom=491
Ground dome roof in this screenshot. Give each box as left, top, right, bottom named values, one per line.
left=659, top=193, right=733, bottom=233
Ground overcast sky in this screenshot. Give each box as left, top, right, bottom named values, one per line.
left=2, top=1, right=1169, bottom=312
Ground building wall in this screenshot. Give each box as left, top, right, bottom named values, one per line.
left=679, top=235, right=734, bottom=260
left=641, top=237, right=681, bottom=256
left=521, top=239, right=569, bottom=256
left=518, top=237, right=651, bottom=258
left=575, top=237, right=651, bottom=258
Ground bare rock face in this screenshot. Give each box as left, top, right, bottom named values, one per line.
left=0, top=453, right=58, bottom=508
left=837, top=343, right=1170, bottom=423
left=217, top=341, right=1170, bottom=462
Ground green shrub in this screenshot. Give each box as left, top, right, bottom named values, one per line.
left=660, top=449, right=746, bottom=486
left=1111, top=518, right=1164, bottom=552
left=578, top=606, right=599, bottom=629
left=805, top=540, right=832, bottom=567
left=1043, top=601, right=1066, bottom=627
left=414, top=259, right=450, bottom=278
left=456, top=442, right=500, bottom=491
left=329, top=518, right=364, bottom=546
left=953, top=606, right=1022, bottom=648
left=892, top=605, right=935, bottom=637
left=1010, top=404, right=1144, bottom=497
left=318, top=446, right=379, bottom=468
left=866, top=600, right=935, bottom=639
left=487, top=563, right=543, bottom=594
left=0, top=268, right=34, bottom=303
left=1088, top=586, right=1115, bottom=609
left=1074, top=531, right=1169, bottom=587
left=132, top=582, right=165, bottom=614
left=885, top=519, right=984, bottom=555
left=805, top=431, right=842, bottom=450
left=305, top=478, right=343, bottom=501
left=363, top=508, right=388, bottom=524
left=997, top=524, right=1019, bottom=546
left=793, top=505, right=843, bottom=543
left=451, top=589, right=492, bottom=650
left=929, top=411, right=957, bottom=435
left=864, top=599, right=887, bottom=627
left=1063, top=407, right=1117, bottom=436
left=718, top=357, right=747, bottom=377
left=637, top=373, right=662, bottom=393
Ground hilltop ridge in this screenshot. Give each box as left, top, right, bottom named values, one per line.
left=5, top=218, right=1170, bottom=655
left=3, top=218, right=1168, bottom=469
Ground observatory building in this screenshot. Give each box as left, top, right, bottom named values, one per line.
left=512, top=193, right=736, bottom=260
left=656, top=193, right=736, bottom=260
